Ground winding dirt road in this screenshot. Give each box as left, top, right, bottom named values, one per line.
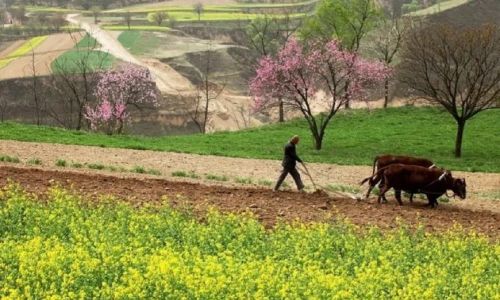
left=66, top=14, right=193, bottom=93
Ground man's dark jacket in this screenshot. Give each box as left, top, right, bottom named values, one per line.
left=282, top=142, right=302, bottom=170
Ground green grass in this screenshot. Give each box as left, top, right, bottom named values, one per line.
left=27, top=158, right=42, bottom=165
left=0, top=184, right=497, bottom=299
left=87, top=163, right=105, bottom=170
left=0, top=107, right=499, bottom=172
left=0, top=155, right=20, bottom=163
left=117, top=31, right=161, bottom=55
left=130, top=165, right=160, bottom=175
left=71, top=162, right=83, bottom=168
left=75, top=34, right=100, bottom=48
left=103, top=25, right=170, bottom=31
left=325, top=184, right=361, bottom=194
left=55, top=159, right=67, bottom=167
left=172, top=170, right=200, bottom=179
left=26, top=5, right=84, bottom=13
left=258, top=179, right=273, bottom=187
left=205, top=174, right=229, bottom=182
left=235, top=177, right=253, bottom=185
left=106, top=0, right=318, bottom=13
left=51, top=50, right=115, bottom=73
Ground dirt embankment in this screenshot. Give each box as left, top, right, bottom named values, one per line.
left=0, top=165, right=498, bottom=238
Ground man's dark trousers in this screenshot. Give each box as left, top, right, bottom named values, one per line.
left=274, top=167, right=304, bottom=191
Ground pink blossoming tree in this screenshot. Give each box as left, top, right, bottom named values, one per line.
left=250, top=38, right=390, bottom=150
left=85, top=63, right=159, bottom=134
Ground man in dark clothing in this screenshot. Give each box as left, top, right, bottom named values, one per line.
left=273, top=135, right=305, bottom=191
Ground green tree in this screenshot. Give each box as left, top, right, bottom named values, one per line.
left=300, top=0, right=382, bottom=52
left=147, top=11, right=168, bottom=26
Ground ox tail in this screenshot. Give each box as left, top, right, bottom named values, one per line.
left=360, top=176, right=372, bottom=186
left=372, top=156, right=379, bottom=176
left=361, top=165, right=390, bottom=186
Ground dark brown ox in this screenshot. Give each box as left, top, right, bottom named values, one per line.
left=364, top=155, right=436, bottom=202
left=362, top=164, right=466, bottom=208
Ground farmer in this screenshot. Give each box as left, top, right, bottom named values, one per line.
left=273, top=135, right=305, bottom=191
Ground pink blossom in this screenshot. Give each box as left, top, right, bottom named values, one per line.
left=85, top=63, right=160, bottom=134
left=250, top=37, right=391, bottom=149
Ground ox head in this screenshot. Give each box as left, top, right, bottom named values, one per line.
left=452, top=178, right=467, bottom=199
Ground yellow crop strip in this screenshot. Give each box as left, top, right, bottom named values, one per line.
left=0, top=35, right=48, bottom=70
left=0, top=184, right=498, bottom=298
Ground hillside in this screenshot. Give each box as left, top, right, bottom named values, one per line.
left=428, top=0, right=500, bottom=26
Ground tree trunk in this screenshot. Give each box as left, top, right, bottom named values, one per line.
left=454, top=120, right=466, bottom=158
left=313, top=134, right=322, bottom=150
left=344, top=82, right=350, bottom=109
left=383, top=78, right=389, bottom=108
left=311, top=128, right=324, bottom=150
left=278, top=98, right=284, bottom=122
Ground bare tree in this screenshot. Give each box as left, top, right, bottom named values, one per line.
left=148, top=11, right=168, bottom=26
left=90, top=6, right=101, bottom=24
left=10, top=6, right=26, bottom=24
left=30, top=43, right=42, bottom=125
left=372, top=17, right=409, bottom=107
left=191, top=43, right=226, bottom=134
left=0, top=95, right=8, bottom=122
left=0, top=9, right=5, bottom=27
left=400, top=23, right=500, bottom=157
left=49, top=13, right=66, bottom=31
left=193, top=3, right=204, bottom=22
left=123, top=11, right=132, bottom=30
left=245, top=13, right=302, bottom=122
left=48, top=31, right=109, bottom=130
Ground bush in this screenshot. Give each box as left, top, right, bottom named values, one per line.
left=0, top=155, right=20, bottom=163
left=55, top=159, right=66, bottom=167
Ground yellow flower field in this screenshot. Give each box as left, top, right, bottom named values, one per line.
left=0, top=184, right=498, bottom=299
left=0, top=36, right=48, bottom=70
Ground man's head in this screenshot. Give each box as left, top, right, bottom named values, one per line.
left=290, top=135, right=300, bottom=144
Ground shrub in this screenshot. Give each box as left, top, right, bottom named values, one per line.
left=55, top=159, right=66, bottom=167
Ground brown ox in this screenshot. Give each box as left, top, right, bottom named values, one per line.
left=364, top=155, right=436, bottom=202
left=362, top=164, right=466, bottom=208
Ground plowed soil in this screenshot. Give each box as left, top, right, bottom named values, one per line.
left=0, top=33, right=79, bottom=80
left=1, top=165, right=498, bottom=238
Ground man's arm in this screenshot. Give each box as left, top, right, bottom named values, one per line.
left=289, top=144, right=302, bottom=163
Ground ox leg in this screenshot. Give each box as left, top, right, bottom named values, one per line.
left=379, top=176, right=388, bottom=203
left=409, top=193, right=414, bottom=203
left=395, top=190, right=403, bottom=205
left=426, top=195, right=438, bottom=208
left=378, top=185, right=390, bottom=204
left=364, top=175, right=379, bottom=200
left=364, top=183, right=373, bottom=200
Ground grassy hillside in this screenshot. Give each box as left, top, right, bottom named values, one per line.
left=428, top=0, right=500, bottom=26
left=117, top=31, right=160, bottom=55
left=0, top=107, right=498, bottom=172
left=407, top=0, right=470, bottom=16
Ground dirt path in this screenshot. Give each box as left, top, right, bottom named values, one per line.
left=0, top=33, right=79, bottom=80
left=1, top=140, right=498, bottom=212
left=0, top=165, right=498, bottom=238
left=66, top=14, right=193, bottom=93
